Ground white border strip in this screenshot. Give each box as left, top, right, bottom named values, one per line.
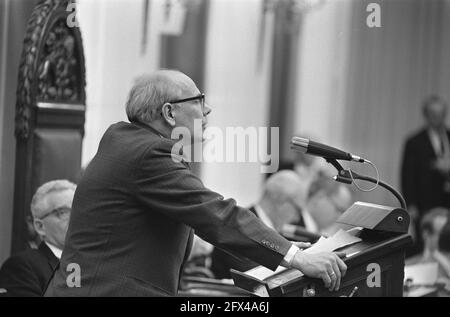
left=37, top=102, right=86, bottom=112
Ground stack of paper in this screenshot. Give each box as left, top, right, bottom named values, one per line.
left=404, top=262, right=439, bottom=285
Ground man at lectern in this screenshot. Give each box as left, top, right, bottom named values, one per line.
left=45, top=70, right=346, bottom=296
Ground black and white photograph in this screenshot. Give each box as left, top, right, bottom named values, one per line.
left=0, top=0, right=450, bottom=301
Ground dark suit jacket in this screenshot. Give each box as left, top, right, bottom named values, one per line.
left=210, top=206, right=259, bottom=279
left=45, top=121, right=291, bottom=296
left=210, top=205, right=310, bottom=279
left=0, top=242, right=58, bottom=296
left=401, top=129, right=450, bottom=214
left=439, top=217, right=450, bottom=252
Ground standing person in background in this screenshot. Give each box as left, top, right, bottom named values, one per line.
left=401, top=95, right=450, bottom=253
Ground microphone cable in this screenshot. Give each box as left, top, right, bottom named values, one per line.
left=348, top=159, right=380, bottom=192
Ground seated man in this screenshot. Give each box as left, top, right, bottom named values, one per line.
left=0, top=180, right=75, bottom=296
left=405, top=207, right=450, bottom=295
left=306, top=175, right=353, bottom=236
left=406, top=208, right=449, bottom=275
left=210, top=170, right=311, bottom=279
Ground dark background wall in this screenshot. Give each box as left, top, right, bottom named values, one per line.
left=0, top=0, right=37, bottom=265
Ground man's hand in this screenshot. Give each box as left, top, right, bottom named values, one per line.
left=291, top=251, right=347, bottom=291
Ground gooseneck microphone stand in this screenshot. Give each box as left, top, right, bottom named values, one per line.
left=325, top=158, right=407, bottom=210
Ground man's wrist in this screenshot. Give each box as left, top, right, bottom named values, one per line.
left=281, top=244, right=300, bottom=268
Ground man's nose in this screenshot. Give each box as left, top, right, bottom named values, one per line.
left=204, top=103, right=212, bottom=116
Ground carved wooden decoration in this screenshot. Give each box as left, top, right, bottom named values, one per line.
left=15, top=0, right=85, bottom=139
left=12, top=0, right=86, bottom=253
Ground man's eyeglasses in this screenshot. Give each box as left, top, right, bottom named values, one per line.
left=39, top=207, right=71, bottom=220
left=168, top=93, right=205, bottom=112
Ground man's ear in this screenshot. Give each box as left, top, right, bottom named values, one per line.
left=33, top=218, right=46, bottom=238
left=161, top=103, right=176, bottom=127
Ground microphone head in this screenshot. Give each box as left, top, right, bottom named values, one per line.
left=290, top=137, right=309, bottom=153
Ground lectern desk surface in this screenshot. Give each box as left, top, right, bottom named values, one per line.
left=231, top=224, right=412, bottom=297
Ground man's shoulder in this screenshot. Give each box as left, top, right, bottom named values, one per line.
left=0, top=247, right=52, bottom=296
left=405, top=128, right=428, bottom=146
left=97, top=121, right=185, bottom=173
left=104, top=121, right=174, bottom=151
left=105, top=121, right=158, bottom=141
left=0, top=248, right=43, bottom=274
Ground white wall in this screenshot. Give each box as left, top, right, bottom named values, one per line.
left=78, top=0, right=164, bottom=165
left=293, top=0, right=352, bottom=149
left=202, top=0, right=274, bottom=206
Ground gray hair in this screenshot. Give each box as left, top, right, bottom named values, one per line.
left=263, top=170, right=308, bottom=206
left=125, top=69, right=190, bottom=124
left=30, top=180, right=76, bottom=218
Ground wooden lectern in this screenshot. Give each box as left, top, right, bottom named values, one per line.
left=231, top=202, right=413, bottom=297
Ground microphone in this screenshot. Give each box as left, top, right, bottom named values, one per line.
left=290, top=137, right=367, bottom=163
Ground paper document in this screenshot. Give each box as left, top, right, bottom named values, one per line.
left=404, top=262, right=439, bottom=285
left=304, top=229, right=362, bottom=255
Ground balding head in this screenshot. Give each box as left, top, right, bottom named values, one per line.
left=260, top=170, right=308, bottom=230
left=125, top=70, right=197, bottom=124
left=264, top=170, right=308, bottom=206
left=125, top=70, right=211, bottom=146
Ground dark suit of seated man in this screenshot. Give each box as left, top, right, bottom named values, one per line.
left=0, top=180, right=75, bottom=296
left=45, top=70, right=346, bottom=296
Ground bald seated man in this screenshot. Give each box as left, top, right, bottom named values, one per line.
left=257, top=170, right=310, bottom=231
left=307, top=175, right=354, bottom=236
left=211, top=170, right=314, bottom=279
left=45, top=70, right=346, bottom=296
left=0, top=180, right=75, bottom=296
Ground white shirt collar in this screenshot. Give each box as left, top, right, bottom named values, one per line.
left=301, top=208, right=319, bottom=233
left=45, top=242, right=62, bottom=259
left=428, top=128, right=450, bottom=157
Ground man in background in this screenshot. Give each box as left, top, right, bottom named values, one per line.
left=0, top=180, right=75, bottom=296
left=307, top=174, right=353, bottom=237
left=405, top=208, right=450, bottom=294
left=401, top=95, right=450, bottom=252
left=406, top=208, right=449, bottom=264
left=211, top=170, right=312, bottom=279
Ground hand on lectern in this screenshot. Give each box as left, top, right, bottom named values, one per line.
left=291, top=251, right=347, bottom=291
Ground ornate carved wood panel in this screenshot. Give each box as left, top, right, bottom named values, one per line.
left=12, top=0, right=86, bottom=253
